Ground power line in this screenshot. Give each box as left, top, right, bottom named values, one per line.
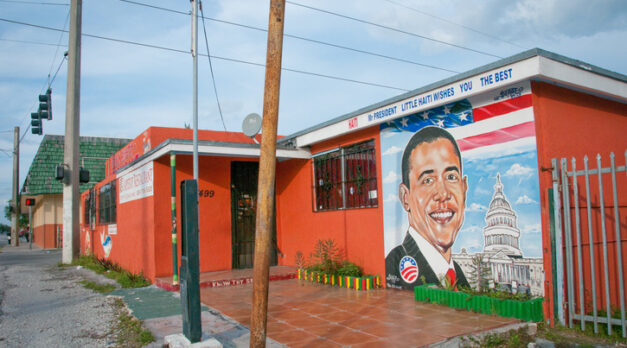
left=0, top=17, right=409, bottom=92
left=381, top=0, right=525, bottom=49
left=117, top=0, right=458, bottom=73
left=47, top=8, right=70, bottom=86
left=199, top=0, right=227, bottom=132
left=286, top=1, right=503, bottom=59
left=0, top=0, right=68, bottom=5
left=0, top=38, right=66, bottom=47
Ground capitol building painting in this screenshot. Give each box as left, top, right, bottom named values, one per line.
left=453, top=174, right=544, bottom=296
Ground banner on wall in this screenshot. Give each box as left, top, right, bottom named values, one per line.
left=119, top=161, right=154, bottom=204
left=380, top=82, right=544, bottom=296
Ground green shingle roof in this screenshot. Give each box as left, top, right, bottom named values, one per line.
left=22, top=134, right=131, bottom=195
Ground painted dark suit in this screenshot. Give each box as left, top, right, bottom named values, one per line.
left=385, top=232, right=469, bottom=290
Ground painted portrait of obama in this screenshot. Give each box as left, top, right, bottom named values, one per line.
left=385, top=126, right=469, bottom=290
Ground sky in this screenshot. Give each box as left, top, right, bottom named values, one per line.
left=1, top=0, right=626, bottom=225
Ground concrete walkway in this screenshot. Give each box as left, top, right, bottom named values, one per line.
left=199, top=279, right=520, bottom=347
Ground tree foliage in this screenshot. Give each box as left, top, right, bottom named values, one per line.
left=467, top=254, right=492, bottom=292
left=4, top=203, right=28, bottom=229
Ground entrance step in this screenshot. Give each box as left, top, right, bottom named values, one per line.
left=154, top=266, right=297, bottom=292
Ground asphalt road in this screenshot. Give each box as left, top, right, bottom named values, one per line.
left=0, top=237, right=61, bottom=267
left=0, top=236, right=118, bottom=347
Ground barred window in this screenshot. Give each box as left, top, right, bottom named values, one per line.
left=313, top=140, right=378, bottom=211
left=98, top=181, right=117, bottom=224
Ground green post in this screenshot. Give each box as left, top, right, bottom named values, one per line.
left=180, top=179, right=201, bottom=342
left=171, top=154, right=178, bottom=285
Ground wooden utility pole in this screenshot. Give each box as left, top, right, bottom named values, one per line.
left=11, top=126, right=19, bottom=247
left=250, top=0, right=286, bottom=347
left=62, top=0, right=82, bottom=263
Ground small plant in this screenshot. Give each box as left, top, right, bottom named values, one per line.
left=113, top=298, right=154, bottom=347
left=70, top=255, right=150, bottom=288
left=79, top=280, right=116, bottom=294
left=336, top=260, right=362, bottom=277
left=302, top=239, right=364, bottom=277
left=295, top=251, right=306, bottom=270
left=308, top=239, right=343, bottom=275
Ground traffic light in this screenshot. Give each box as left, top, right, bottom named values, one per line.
left=31, top=112, right=42, bottom=135
left=79, top=167, right=90, bottom=183
left=38, top=88, right=52, bottom=120
left=31, top=88, right=51, bottom=136
left=25, top=198, right=36, bottom=206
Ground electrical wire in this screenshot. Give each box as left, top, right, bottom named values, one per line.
left=381, top=0, right=525, bottom=49
left=47, top=8, right=70, bottom=86
left=117, top=0, right=458, bottom=73
left=0, top=38, right=66, bottom=47
left=0, top=0, right=67, bottom=5
left=199, top=0, right=227, bottom=132
left=0, top=17, right=409, bottom=91
left=286, top=1, right=503, bottom=59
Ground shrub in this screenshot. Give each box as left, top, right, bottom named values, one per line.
left=300, top=239, right=363, bottom=277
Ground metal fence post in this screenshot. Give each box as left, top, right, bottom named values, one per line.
left=596, top=154, right=612, bottom=336
left=610, top=153, right=626, bottom=337
left=572, top=158, right=585, bottom=331
left=552, top=158, right=566, bottom=326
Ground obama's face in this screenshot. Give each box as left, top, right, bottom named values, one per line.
left=399, top=137, right=467, bottom=259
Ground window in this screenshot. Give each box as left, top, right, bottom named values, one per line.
left=313, top=139, right=378, bottom=211
left=98, top=180, right=117, bottom=224
left=84, top=188, right=97, bottom=228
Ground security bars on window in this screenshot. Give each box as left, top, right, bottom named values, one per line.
left=313, top=140, right=378, bottom=211
left=98, top=180, right=117, bottom=224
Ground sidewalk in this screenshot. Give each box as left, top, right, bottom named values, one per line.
left=110, top=285, right=284, bottom=347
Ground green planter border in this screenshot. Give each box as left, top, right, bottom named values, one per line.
left=414, top=284, right=544, bottom=322
left=297, top=269, right=382, bottom=291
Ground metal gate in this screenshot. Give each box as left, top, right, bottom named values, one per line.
left=551, top=150, right=627, bottom=337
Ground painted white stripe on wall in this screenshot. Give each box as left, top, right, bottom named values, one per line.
left=447, top=107, right=534, bottom=140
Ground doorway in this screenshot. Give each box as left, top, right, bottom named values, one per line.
left=230, top=161, right=277, bottom=269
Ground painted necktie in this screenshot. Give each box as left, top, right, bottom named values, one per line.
left=446, top=268, right=457, bottom=288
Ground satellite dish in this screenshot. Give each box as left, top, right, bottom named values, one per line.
left=242, top=113, right=262, bottom=137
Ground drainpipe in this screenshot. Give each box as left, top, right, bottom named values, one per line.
left=171, top=153, right=179, bottom=285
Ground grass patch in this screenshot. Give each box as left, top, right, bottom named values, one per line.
left=112, top=298, right=154, bottom=347
left=69, top=255, right=150, bottom=288
left=79, top=280, right=116, bottom=294
left=461, top=327, right=533, bottom=347
left=538, top=322, right=627, bottom=347
left=461, top=323, right=627, bottom=347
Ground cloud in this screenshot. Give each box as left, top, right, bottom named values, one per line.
left=384, top=193, right=398, bottom=203
left=382, top=145, right=402, bottom=156
left=383, top=171, right=400, bottom=184
left=466, top=202, right=487, bottom=212
left=515, top=195, right=537, bottom=204
left=474, top=186, right=491, bottom=196
left=523, top=224, right=541, bottom=234
left=505, top=163, right=534, bottom=177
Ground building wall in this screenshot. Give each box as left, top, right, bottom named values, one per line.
left=276, top=127, right=386, bottom=278
left=532, top=81, right=627, bottom=322
left=80, top=175, right=156, bottom=278
left=153, top=154, right=242, bottom=278
left=30, top=194, right=62, bottom=249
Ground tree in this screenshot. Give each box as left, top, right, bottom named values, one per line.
left=467, top=254, right=492, bottom=292
left=4, top=203, right=28, bottom=230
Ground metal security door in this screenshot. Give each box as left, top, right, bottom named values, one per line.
left=231, top=162, right=257, bottom=269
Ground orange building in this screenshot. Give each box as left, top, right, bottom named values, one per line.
left=80, top=49, right=626, bottom=326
